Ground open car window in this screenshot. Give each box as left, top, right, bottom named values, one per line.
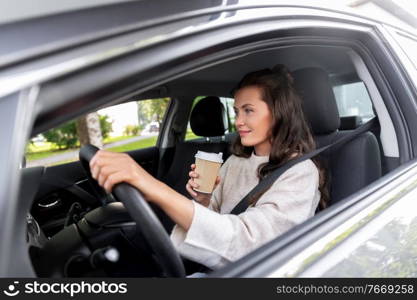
left=26, top=98, right=170, bottom=167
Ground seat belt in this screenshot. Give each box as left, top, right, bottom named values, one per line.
left=230, top=118, right=378, bottom=215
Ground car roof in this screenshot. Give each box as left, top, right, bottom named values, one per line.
left=0, top=0, right=415, bottom=70
left=0, top=0, right=134, bottom=25
left=160, top=45, right=356, bottom=98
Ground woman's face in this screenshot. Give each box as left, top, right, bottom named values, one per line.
left=233, top=85, right=273, bottom=156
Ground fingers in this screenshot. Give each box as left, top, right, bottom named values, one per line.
left=90, top=152, right=109, bottom=180
left=90, top=150, right=111, bottom=166
left=90, top=150, right=109, bottom=177
left=188, top=170, right=199, bottom=179
left=186, top=177, right=200, bottom=198
left=189, top=165, right=199, bottom=179
left=91, top=165, right=101, bottom=180
left=215, top=176, right=221, bottom=184
left=187, top=178, right=199, bottom=190
left=90, top=150, right=127, bottom=170
left=213, top=176, right=221, bottom=189
left=96, top=165, right=120, bottom=187
left=89, top=150, right=138, bottom=193
left=102, top=171, right=128, bottom=193
left=186, top=182, right=198, bottom=197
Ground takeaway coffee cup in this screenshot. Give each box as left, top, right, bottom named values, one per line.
left=193, top=151, right=223, bottom=194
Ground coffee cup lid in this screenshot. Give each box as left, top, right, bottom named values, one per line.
left=195, top=151, right=223, bottom=163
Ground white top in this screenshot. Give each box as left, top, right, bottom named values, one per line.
left=170, top=151, right=320, bottom=270
left=194, top=150, right=223, bottom=163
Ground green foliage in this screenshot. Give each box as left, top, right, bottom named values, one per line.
left=107, top=136, right=158, bottom=152
left=191, top=95, right=207, bottom=110
left=123, top=125, right=140, bottom=136
left=99, top=114, right=113, bottom=139
left=137, top=98, right=170, bottom=126
left=184, top=129, right=199, bottom=141
left=42, top=114, right=113, bottom=150
left=26, top=148, right=73, bottom=161
left=103, top=135, right=132, bottom=144
left=43, top=121, right=78, bottom=149
left=27, top=136, right=155, bottom=163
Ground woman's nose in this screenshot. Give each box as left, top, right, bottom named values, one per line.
left=235, top=114, right=245, bottom=127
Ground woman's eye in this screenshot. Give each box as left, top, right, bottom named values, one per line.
left=245, top=109, right=253, bottom=114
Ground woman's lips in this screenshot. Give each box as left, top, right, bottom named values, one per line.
left=238, top=130, right=251, bottom=137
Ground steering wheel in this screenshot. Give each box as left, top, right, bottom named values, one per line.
left=79, top=144, right=186, bottom=277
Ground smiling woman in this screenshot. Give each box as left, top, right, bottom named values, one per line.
left=231, top=65, right=328, bottom=208
left=234, top=87, right=273, bottom=156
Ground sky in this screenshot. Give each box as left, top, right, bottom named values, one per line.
left=98, top=102, right=139, bottom=136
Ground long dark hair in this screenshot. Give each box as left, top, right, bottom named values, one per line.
left=231, top=64, right=328, bottom=209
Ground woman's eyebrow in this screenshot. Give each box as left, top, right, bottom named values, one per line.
left=233, top=103, right=254, bottom=109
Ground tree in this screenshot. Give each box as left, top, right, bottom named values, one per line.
left=43, top=113, right=113, bottom=149
left=76, top=113, right=104, bottom=148
left=137, top=101, right=150, bottom=127
left=99, top=114, right=113, bottom=139
left=137, top=98, right=170, bottom=126
left=123, top=125, right=140, bottom=136
left=43, top=121, right=78, bottom=149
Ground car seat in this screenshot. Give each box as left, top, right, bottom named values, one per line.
left=160, top=96, right=232, bottom=197
left=293, top=67, right=382, bottom=205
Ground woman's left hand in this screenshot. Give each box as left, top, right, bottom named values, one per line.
left=89, top=150, right=157, bottom=199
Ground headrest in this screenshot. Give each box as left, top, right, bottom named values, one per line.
left=190, top=96, right=227, bottom=137
left=292, top=68, right=340, bottom=134
left=340, top=116, right=362, bottom=130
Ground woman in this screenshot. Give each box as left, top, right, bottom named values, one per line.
left=89, top=65, right=327, bottom=272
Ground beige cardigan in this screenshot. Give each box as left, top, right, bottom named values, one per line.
left=170, top=152, right=320, bottom=270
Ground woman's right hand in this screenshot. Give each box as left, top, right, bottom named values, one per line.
left=186, top=164, right=220, bottom=207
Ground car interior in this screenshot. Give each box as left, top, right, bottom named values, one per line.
left=21, top=43, right=399, bottom=277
